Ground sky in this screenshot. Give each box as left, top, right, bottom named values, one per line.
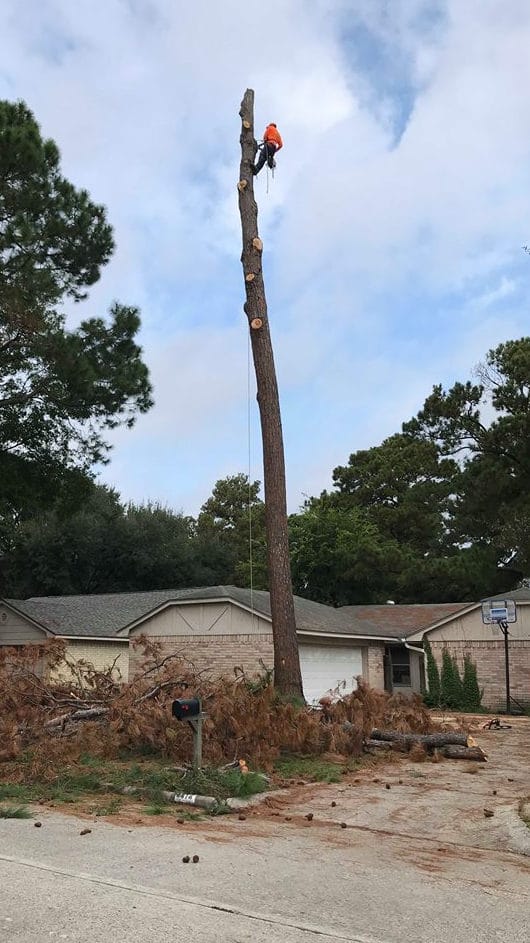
left=1, top=0, right=530, bottom=516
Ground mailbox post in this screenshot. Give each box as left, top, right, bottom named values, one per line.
left=172, top=697, right=205, bottom=769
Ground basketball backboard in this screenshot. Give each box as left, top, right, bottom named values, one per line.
left=481, top=598, right=517, bottom=625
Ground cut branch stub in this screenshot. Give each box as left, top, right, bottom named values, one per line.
left=237, top=180, right=248, bottom=191
left=242, top=119, right=251, bottom=129
left=251, top=318, right=263, bottom=330
left=245, top=272, right=255, bottom=282
left=252, top=237, right=263, bottom=252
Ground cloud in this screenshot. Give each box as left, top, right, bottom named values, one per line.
left=1, top=0, right=530, bottom=516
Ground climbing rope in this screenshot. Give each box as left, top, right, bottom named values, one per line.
left=247, top=330, right=254, bottom=624
left=257, top=140, right=275, bottom=194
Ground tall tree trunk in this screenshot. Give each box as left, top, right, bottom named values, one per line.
left=237, top=88, right=303, bottom=699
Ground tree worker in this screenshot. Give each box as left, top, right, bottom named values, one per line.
left=252, top=123, right=283, bottom=176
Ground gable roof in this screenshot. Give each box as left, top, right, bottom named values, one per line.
left=339, top=603, right=470, bottom=639
left=483, top=587, right=530, bottom=603
left=7, top=586, right=519, bottom=643
left=3, top=586, right=402, bottom=641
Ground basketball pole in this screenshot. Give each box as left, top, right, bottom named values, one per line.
left=500, top=620, right=511, bottom=714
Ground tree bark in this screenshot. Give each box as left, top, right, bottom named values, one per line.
left=237, top=89, right=303, bottom=698
left=370, top=729, right=472, bottom=750
left=364, top=739, right=393, bottom=751
left=440, top=745, right=487, bottom=761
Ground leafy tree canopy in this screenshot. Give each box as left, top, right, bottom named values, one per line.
left=2, top=486, right=217, bottom=597
left=331, top=433, right=459, bottom=553
left=0, top=100, right=152, bottom=546
left=404, top=338, right=530, bottom=580
left=289, top=499, right=409, bottom=606
left=197, top=473, right=267, bottom=589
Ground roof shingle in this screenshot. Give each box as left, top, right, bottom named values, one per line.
left=6, top=586, right=377, bottom=639
left=339, top=603, right=471, bottom=638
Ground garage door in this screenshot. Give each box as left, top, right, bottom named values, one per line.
left=299, top=643, right=363, bottom=704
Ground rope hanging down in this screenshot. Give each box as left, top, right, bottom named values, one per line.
left=256, top=140, right=275, bottom=194
left=247, top=331, right=254, bottom=621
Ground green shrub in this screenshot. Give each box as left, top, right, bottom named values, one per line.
left=423, top=639, right=441, bottom=707
left=461, top=655, right=483, bottom=711
left=440, top=648, right=464, bottom=709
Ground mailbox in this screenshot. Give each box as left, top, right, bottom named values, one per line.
left=172, top=697, right=201, bottom=720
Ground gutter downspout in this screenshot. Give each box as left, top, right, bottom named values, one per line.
left=402, top=639, right=425, bottom=655
left=402, top=638, right=426, bottom=695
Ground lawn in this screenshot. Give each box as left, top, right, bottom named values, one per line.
left=0, top=752, right=268, bottom=817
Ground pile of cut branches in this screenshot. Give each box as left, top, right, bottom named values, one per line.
left=0, top=640, right=442, bottom=776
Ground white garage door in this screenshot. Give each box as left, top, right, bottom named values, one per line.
left=299, top=643, right=363, bottom=704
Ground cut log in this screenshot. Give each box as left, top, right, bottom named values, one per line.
left=441, top=745, right=487, bottom=762
left=370, top=729, right=471, bottom=750
left=364, top=739, right=393, bottom=752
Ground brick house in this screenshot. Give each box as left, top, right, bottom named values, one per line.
left=406, top=587, right=530, bottom=709
left=1, top=586, right=415, bottom=701
left=1, top=586, right=528, bottom=708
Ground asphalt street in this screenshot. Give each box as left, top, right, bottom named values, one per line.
left=1, top=804, right=529, bottom=943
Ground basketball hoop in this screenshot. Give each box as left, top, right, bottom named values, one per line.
left=481, top=597, right=517, bottom=714
left=481, top=598, right=517, bottom=625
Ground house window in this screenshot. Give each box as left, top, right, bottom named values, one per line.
left=391, top=647, right=411, bottom=687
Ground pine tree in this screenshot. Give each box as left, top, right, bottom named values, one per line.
left=440, top=648, right=464, bottom=709
left=462, top=655, right=482, bottom=712
left=423, top=638, right=441, bottom=707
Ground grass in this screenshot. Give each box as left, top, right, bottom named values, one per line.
left=143, top=803, right=169, bottom=816
left=167, top=767, right=267, bottom=801
left=0, top=805, right=33, bottom=819
left=0, top=753, right=269, bottom=811
left=274, top=755, right=358, bottom=784
left=89, top=797, right=122, bottom=817
left=0, top=783, right=40, bottom=801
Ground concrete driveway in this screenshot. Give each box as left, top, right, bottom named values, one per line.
left=1, top=718, right=529, bottom=943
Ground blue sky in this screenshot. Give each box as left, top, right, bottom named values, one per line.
left=1, top=0, right=530, bottom=515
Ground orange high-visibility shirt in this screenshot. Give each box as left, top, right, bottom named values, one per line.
left=263, top=124, right=283, bottom=150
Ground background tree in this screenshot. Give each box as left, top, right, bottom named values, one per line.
left=0, top=100, right=152, bottom=552
left=3, top=486, right=206, bottom=596
left=331, top=434, right=458, bottom=554
left=3, top=486, right=125, bottom=596
left=404, top=337, right=530, bottom=587
left=197, top=474, right=267, bottom=589
left=289, top=500, right=408, bottom=605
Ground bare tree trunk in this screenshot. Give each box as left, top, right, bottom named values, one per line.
left=237, top=88, right=303, bottom=699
